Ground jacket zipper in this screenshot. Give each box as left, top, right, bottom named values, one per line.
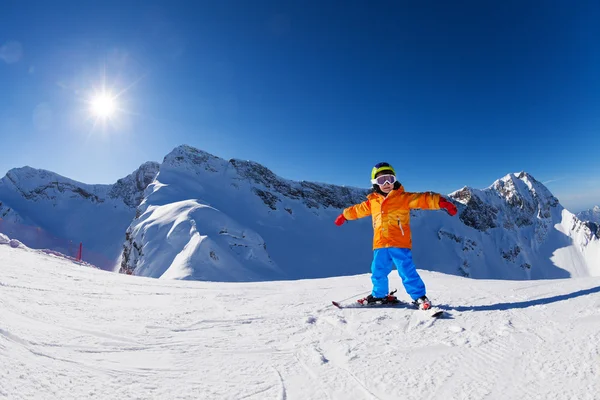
left=398, top=219, right=405, bottom=236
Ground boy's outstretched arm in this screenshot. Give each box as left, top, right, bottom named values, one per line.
left=407, top=192, right=458, bottom=216
left=334, top=200, right=371, bottom=226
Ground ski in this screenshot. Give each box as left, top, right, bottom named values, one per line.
left=332, top=289, right=406, bottom=309
left=424, top=307, right=445, bottom=318
left=331, top=300, right=408, bottom=309
left=414, top=299, right=445, bottom=318
left=332, top=297, right=445, bottom=318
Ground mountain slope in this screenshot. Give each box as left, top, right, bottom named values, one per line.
left=0, top=163, right=159, bottom=269
left=410, top=172, right=600, bottom=279
left=119, top=145, right=372, bottom=280
left=2, top=236, right=600, bottom=400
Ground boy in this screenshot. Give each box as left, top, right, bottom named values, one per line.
left=334, top=162, right=457, bottom=310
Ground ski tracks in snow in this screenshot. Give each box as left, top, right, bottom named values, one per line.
left=299, top=285, right=600, bottom=400
left=3, top=246, right=600, bottom=400
left=429, top=287, right=600, bottom=400
left=294, top=306, right=447, bottom=400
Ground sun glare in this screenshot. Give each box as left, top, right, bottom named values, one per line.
left=84, top=68, right=144, bottom=131
left=90, top=93, right=117, bottom=118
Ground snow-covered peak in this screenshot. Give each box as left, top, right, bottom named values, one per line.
left=161, top=144, right=227, bottom=176
left=158, top=144, right=369, bottom=210
left=449, top=171, right=560, bottom=232
left=491, top=172, right=559, bottom=210
left=1, top=162, right=159, bottom=209
left=0, top=163, right=159, bottom=270
left=1, top=166, right=110, bottom=202
left=577, top=205, right=600, bottom=224
left=5, top=165, right=72, bottom=186
left=577, top=205, right=600, bottom=239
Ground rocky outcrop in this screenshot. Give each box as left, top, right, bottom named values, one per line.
left=109, top=162, right=160, bottom=207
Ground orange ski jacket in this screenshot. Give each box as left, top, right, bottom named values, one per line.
left=342, top=186, right=440, bottom=250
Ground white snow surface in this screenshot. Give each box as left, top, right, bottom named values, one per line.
left=2, top=238, right=600, bottom=400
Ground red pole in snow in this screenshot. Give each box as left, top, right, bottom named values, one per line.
left=77, top=242, right=82, bottom=261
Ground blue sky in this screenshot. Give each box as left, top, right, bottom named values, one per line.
left=1, top=1, right=599, bottom=212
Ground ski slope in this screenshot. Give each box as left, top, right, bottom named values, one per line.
left=1, top=240, right=600, bottom=400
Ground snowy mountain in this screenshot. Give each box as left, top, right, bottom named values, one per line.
left=1, top=144, right=599, bottom=281
left=578, top=205, right=600, bottom=223
left=0, top=162, right=159, bottom=269
left=118, top=145, right=370, bottom=281
left=577, top=206, right=600, bottom=238
left=2, top=235, right=600, bottom=400
left=410, top=172, right=600, bottom=279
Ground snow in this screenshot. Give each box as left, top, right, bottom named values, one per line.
left=2, top=238, right=600, bottom=399
left=127, top=199, right=280, bottom=280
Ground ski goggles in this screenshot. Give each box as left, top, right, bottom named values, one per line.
left=371, top=174, right=396, bottom=186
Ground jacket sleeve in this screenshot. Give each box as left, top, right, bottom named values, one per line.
left=407, top=192, right=441, bottom=210
left=342, top=200, right=372, bottom=220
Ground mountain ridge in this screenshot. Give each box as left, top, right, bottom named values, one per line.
left=1, top=144, right=598, bottom=280
left=0, top=162, right=159, bottom=269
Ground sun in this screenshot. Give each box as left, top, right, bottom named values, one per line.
left=83, top=68, right=144, bottom=131
left=90, top=93, right=117, bottom=118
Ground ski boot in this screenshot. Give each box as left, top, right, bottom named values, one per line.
left=413, top=295, right=432, bottom=310
left=359, top=290, right=400, bottom=305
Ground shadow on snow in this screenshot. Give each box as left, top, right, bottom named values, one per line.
left=439, top=285, right=600, bottom=312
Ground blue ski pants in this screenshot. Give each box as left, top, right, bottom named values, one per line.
left=371, top=247, right=426, bottom=300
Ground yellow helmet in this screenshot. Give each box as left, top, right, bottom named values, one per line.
left=371, top=162, right=396, bottom=180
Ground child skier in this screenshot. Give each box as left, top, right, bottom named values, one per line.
left=334, top=162, right=458, bottom=310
